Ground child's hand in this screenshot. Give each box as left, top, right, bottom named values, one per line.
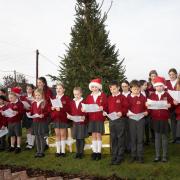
left=117, top=112, right=122, bottom=117
left=99, top=106, right=103, bottom=111
left=51, top=107, right=55, bottom=110
left=174, top=100, right=179, bottom=105
left=81, top=108, right=86, bottom=112
left=143, top=111, right=148, bottom=116
left=126, top=112, right=130, bottom=117
left=81, top=116, right=85, bottom=121
left=13, top=111, right=18, bottom=115
left=145, top=102, right=149, bottom=107
left=56, top=107, right=60, bottom=111
left=167, top=103, right=171, bottom=108
left=1, top=126, right=5, bottom=130
left=103, top=111, right=107, bottom=116
left=67, top=114, right=70, bottom=119
left=39, top=114, right=44, bottom=118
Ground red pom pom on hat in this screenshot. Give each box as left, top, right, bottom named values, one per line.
left=89, top=78, right=102, bottom=90
left=153, top=76, right=166, bottom=87
left=11, top=87, right=22, bottom=95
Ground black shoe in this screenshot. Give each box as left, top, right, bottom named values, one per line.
left=96, top=153, right=101, bottom=161
left=162, top=157, right=168, bottom=163
left=153, top=157, right=161, bottom=162
left=34, top=153, right=40, bottom=158
left=91, top=153, right=96, bottom=160
left=45, top=144, right=49, bottom=150
left=138, top=157, right=144, bottom=163
left=129, top=157, right=136, bottom=163
left=112, top=159, right=123, bottom=165
left=74, top=153, right=80, bottom=159
left=8, top=147, right=15, bottom=152
left=60, top=153, right=66, bottom=157
left=79, top=153, right=83, bottom=159
left=15, top=147, right=21, bottom=154
left=55, top=153, right=61, bottom=157
left=38, top=153, right=45, bottom=158
left=0, top=147, right=5, bottom=151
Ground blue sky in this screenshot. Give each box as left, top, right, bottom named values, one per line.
left=0, top=0, right=179, bottom=86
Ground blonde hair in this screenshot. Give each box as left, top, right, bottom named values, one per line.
left=34, top=88, right=44, bottom=98
left=73, top=87, right=82, bottom=93
left=56, top=83, right=65, bottom=89
left=8, top=92, right=18, bottom=97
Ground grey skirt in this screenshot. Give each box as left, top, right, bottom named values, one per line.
left=53, top=121, right=69, bottom=129
left=72, top=124, right=88, bottom=139
left=152, top=120, right=170, bottom=134
left=22, top=114, right=33, bottom=129
left=88, top=121, right=104, bottom=134
left=176, top=120, right=180, bottom=138
left=32, top=121, right=49, bottom=136
left=8, top=122, right=22, bottom=137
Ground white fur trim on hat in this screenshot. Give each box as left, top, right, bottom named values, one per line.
left=153, top=82, right=165, bottom=87
left=89, top=82, right=102, bottom=90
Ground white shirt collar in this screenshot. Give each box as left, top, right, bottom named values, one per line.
left=112, top=92, right=121, bottom=97
left=170, top=79, right=177, bottom=88
left=131, top=93, right=140, bottom=98
left=91, top=91, right=101, bottom=102
left=56, top=94, right=64, bottom=99
left=35, top=99, right=44, bottom=108
left=122, top=91, right=130, bottom=97
left=141, top=91, right=146, bottom=97
left=73, top=97, right=83, bottom=108
left=155, top=91, right=165, bottom=100
left=27, top=94, right=33, bottom=98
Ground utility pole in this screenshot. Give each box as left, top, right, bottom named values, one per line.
left=36, top=49, right=39, bottom=86
left=14, top=70, right=17, bottom=83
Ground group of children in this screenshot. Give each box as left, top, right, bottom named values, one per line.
left=0, top=68, right=180, bottom=165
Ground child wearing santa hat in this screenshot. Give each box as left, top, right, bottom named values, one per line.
left=82, top=78, right=107, bottom=160
left=147, top=76, right=173, bottom=162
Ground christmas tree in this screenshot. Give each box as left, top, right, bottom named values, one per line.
left=51, top=0, right=126, bottom=96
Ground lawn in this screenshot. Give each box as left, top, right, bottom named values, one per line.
left=0, top=136, right=180, bottom=180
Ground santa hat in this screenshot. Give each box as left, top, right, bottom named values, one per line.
left=89, top=78, right=102, bottom=90
left=153, top=76, right=166, bottom=87
left=11, top=87, right=22, bottom=95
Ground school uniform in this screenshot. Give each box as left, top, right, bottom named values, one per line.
left=107, top=92, right=128, bottom=164
left=0, top=105, right=8, bottom=150
left=70, top=98, right=88, bottom=157
left=166, top=79, right=177, bottom=142
left=127, top=93, right=147, bottom=160
left=149, top=91, right=173, bottom=160
left=51, top=95, right=71, bottom=129
left=7, top=100, right=24, bottom=137
left=122, top=91, right=131, bottom=152
left=30, top=100, right=50, bottom=156
left=85, top=92, right=107, bottom=134
left=175, top=104, right=180, bottom=141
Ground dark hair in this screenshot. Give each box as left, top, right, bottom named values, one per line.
left=0, top=95, right=7, bottom=101
left=139, top=80, right=147, bottom=86
left=0, top=88, right=6, bottom=94
left=109, top=81, right=119, bottom=88
left=148, top=70, right=158, bottom=83
left=130, top=80, right=141, bottom=88
left=38, top=77, right=48, bottom=88
left=121, top=80, right=130, bottom=86
left=27, top=84, right=35, bottom=89
left=168, top=68, right=177, bottom=75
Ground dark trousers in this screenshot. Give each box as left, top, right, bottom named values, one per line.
left=35, top=135, right=45, bottom=154
left=76, top=139, right=85, bottom=154
left=0, top=136, right=6, bottom=150
left=129, top=118, right=145, bottom=158
left=110, top=118, right=125, bottom=161
left=155, top=132, right=168, bottom=158
left=170, top=111, right=177, bottom=141
left=124, top=118, right=131, bottom=151
left=144, top=116, right=150, bottom=143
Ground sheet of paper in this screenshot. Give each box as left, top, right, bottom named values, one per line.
left=104, top=112, right=119, bottom=121
left=81, top=103, right=100, bottom=113
left=2, top=108, right=16, bottom=118
left=147, top=99, right=168, bottom=110
left=168, top=90, right=180, bottom=103
left=67, top=113, right=84, bottom=122
left=26, top=112, right=40, bottom=118
left=50, top=98, right=63, bottom=108
left=0, top=127, right=8, bottom=138
left=128, top=110, right=145, bottom=121
left=22, top=101, right=31, bottom=110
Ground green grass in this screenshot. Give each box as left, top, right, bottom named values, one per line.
left=0, top=136, right=180, bottom=179
left=0, top=144, right=180, bottom=179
